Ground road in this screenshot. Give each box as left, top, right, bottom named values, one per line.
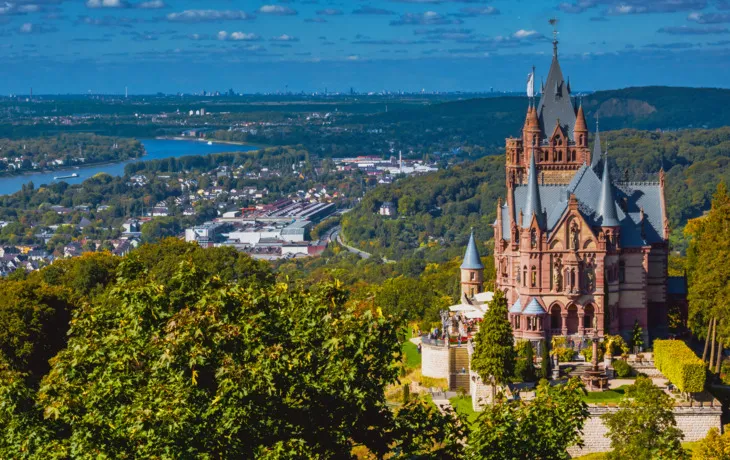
left=332, top=226, right=372, bottom=260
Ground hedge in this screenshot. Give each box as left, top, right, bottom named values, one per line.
left=654, top=339, right=706, bottom=393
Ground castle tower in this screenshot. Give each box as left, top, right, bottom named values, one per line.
left=460, top=231, right=484, bottom=300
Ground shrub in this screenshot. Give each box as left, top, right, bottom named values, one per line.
left=580, top=346, right=604, bottom=363
left=552, top=347, right=575, bottom=363
left=654, top=339, right=706, bottom=393
left=605, top=335, right=630, bottom=356
left=514, top=358, right=537, bottom=383
left=612, top=359, right=633, bottom=378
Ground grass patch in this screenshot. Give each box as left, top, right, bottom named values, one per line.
left=402, top=341, right=421, bottom=369
left=581, top=385, right=630, bottom=403
left=449, top=396, right=479, bottom=426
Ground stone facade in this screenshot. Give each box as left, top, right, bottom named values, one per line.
left=568, top=404, right=722, bottom=456
left=489, top=41, right=676, bottom=344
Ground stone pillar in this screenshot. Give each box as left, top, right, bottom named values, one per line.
left=561, top=312, right=568, bottom=336
left=578, top=312, right=585, bottom=335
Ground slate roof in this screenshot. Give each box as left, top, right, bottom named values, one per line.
left=461, top=231, right=484, bottom=270
left=536, top=46, right=577, bottom=141
left=523, top=297, right=546, bottom=315
left=668, top=276, right=688, bottom=295
left=509, top=298, right=522, bottom=313
left=499, top=164, right=665, bottom=248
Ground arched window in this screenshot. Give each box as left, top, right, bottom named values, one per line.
left=470, top=271, right=475, bottom=281
left=532, top=135, right=537, bottom=146
left=523, top=266, right=527, bottom=287
left=531, top=266, right=537, bottom=287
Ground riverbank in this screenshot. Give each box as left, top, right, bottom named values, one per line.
left=0, top=138, right=259, bottom=196
left=155, top=136, right=268, bottom=150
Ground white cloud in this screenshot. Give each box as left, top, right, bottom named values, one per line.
left=138, top=0, right=166, bottom=9
left=166, top=9, right=254, bottom=22
left=513, top=29, right=538, bottom=39
left=257, top=5, right=297, bottom=15
left=271, top=34, right=299, bottom=42
left=218, top=31, right=261, bottom=41
left=86, top=0, right=128, bottom=8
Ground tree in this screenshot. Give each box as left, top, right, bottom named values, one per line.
left=687, top=183, right=730, bottom=344
left=0, top=250, right=458, bottom=458
left=540, top=339, right=550, bottom=380
left=691, top=427, right=730, bottom=460
left=470, top=289, right=515, bottom=401
left=468, top=378, right=589, bottom=459
left=630, top=320, right=644, bottom=352
left=602, top=376, right=687, bottom=460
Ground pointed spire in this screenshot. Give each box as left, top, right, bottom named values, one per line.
left=574, top=103, right=587, bottom=134
left=523, top=149, right=543, bottom=228
left=598, top=153, right=620, bottom=227
left=591, top=119, right=602, bottom=169
left=461, top=230, right=484, bottom=270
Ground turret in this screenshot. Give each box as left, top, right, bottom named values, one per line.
left=460, top=231, right=484, bottom=300
left=591, top=119, right=603, bottom=169
left=598, top=154, right=620, bottom=227
left=523, top=149, right=544, bottom=229
left=523, top=105, right=541, bottom=150
left=574, top=103, right=588, bottom=148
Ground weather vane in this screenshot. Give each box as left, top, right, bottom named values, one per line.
left=549, top=18, right=559, bottom=56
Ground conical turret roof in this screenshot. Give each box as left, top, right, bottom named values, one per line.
left=591, top=120, right=603, bottom=169
left=522, top=149, right=543, bottom=228
left=536, top=42, right=577, bottom=140
left=598, top=154, right=620, bottom=227
left=575, top=103, right=587, bottom=133
left=461, top=231, right=484, bottom=270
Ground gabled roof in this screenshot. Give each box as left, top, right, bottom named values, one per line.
left=461, top=231, right=484, bottom=270
left=536, top=44, right=577, bottom=141
left=497, top=164, right=666, bottom=248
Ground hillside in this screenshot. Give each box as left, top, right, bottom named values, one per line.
left=342, top=127, right=730, bottom=261
left=346, top=87, right=730, bottom=155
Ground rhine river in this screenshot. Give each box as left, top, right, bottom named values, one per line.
left=0, top=139, right=258, bottom=196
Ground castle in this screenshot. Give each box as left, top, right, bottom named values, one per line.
left=460, top=38, right=675, bottom=344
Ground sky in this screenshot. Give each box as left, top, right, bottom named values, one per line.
left=3, top=0, right=730, bottom=94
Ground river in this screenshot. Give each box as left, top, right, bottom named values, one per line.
left=0, top=139, right=259, bottom=196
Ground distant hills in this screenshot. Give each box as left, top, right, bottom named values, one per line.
left=354, top=86, right=730, bottom=154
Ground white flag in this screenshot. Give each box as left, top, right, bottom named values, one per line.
left=526, top=71, right=535, bottom=98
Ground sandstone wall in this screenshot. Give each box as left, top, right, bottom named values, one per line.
left=421, top=343, right=449, bottom=379
left=568, top=405, right=722, bottom=457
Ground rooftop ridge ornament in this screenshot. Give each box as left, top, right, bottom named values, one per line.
left=549, top=18, right=559, bottom=57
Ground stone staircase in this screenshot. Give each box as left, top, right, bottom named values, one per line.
left=449, top=346, right=470, bottom=391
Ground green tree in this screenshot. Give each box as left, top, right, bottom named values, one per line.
left=602, top=376, right=687, bottom=460
left=630, top=320, right=645, bottom=352
left=691, top=427, right=730, bottom=460
left=540, top=339, right=550, bottom=380
left=468, top=378, right=589, bottom=459
left=470, top=289, right=515, bottom=400
left=686, top=183, right=730, bottom=343
left=0, top=250, right=460, bottom=458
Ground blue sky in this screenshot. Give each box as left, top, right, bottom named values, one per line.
left=3, top=0, right=730, bottom=94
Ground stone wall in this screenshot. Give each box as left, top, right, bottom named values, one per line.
left=470, top=371, right=491, bottom=412
left=421, top=343, right=450, bottom=380
left=568, top=404, right=722, bottom=457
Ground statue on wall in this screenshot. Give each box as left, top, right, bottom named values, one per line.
left=570, top=223, right=580, bottom=250
left=553, top=260, right=563, bottom=292
left=585, top=268, right=595, bottom=292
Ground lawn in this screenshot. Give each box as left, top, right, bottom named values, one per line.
left=581, top=385, right=630, bottom=403
left=449, top=396, right=480, bottom=425
left=402, top=341, right=421, bottom=369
